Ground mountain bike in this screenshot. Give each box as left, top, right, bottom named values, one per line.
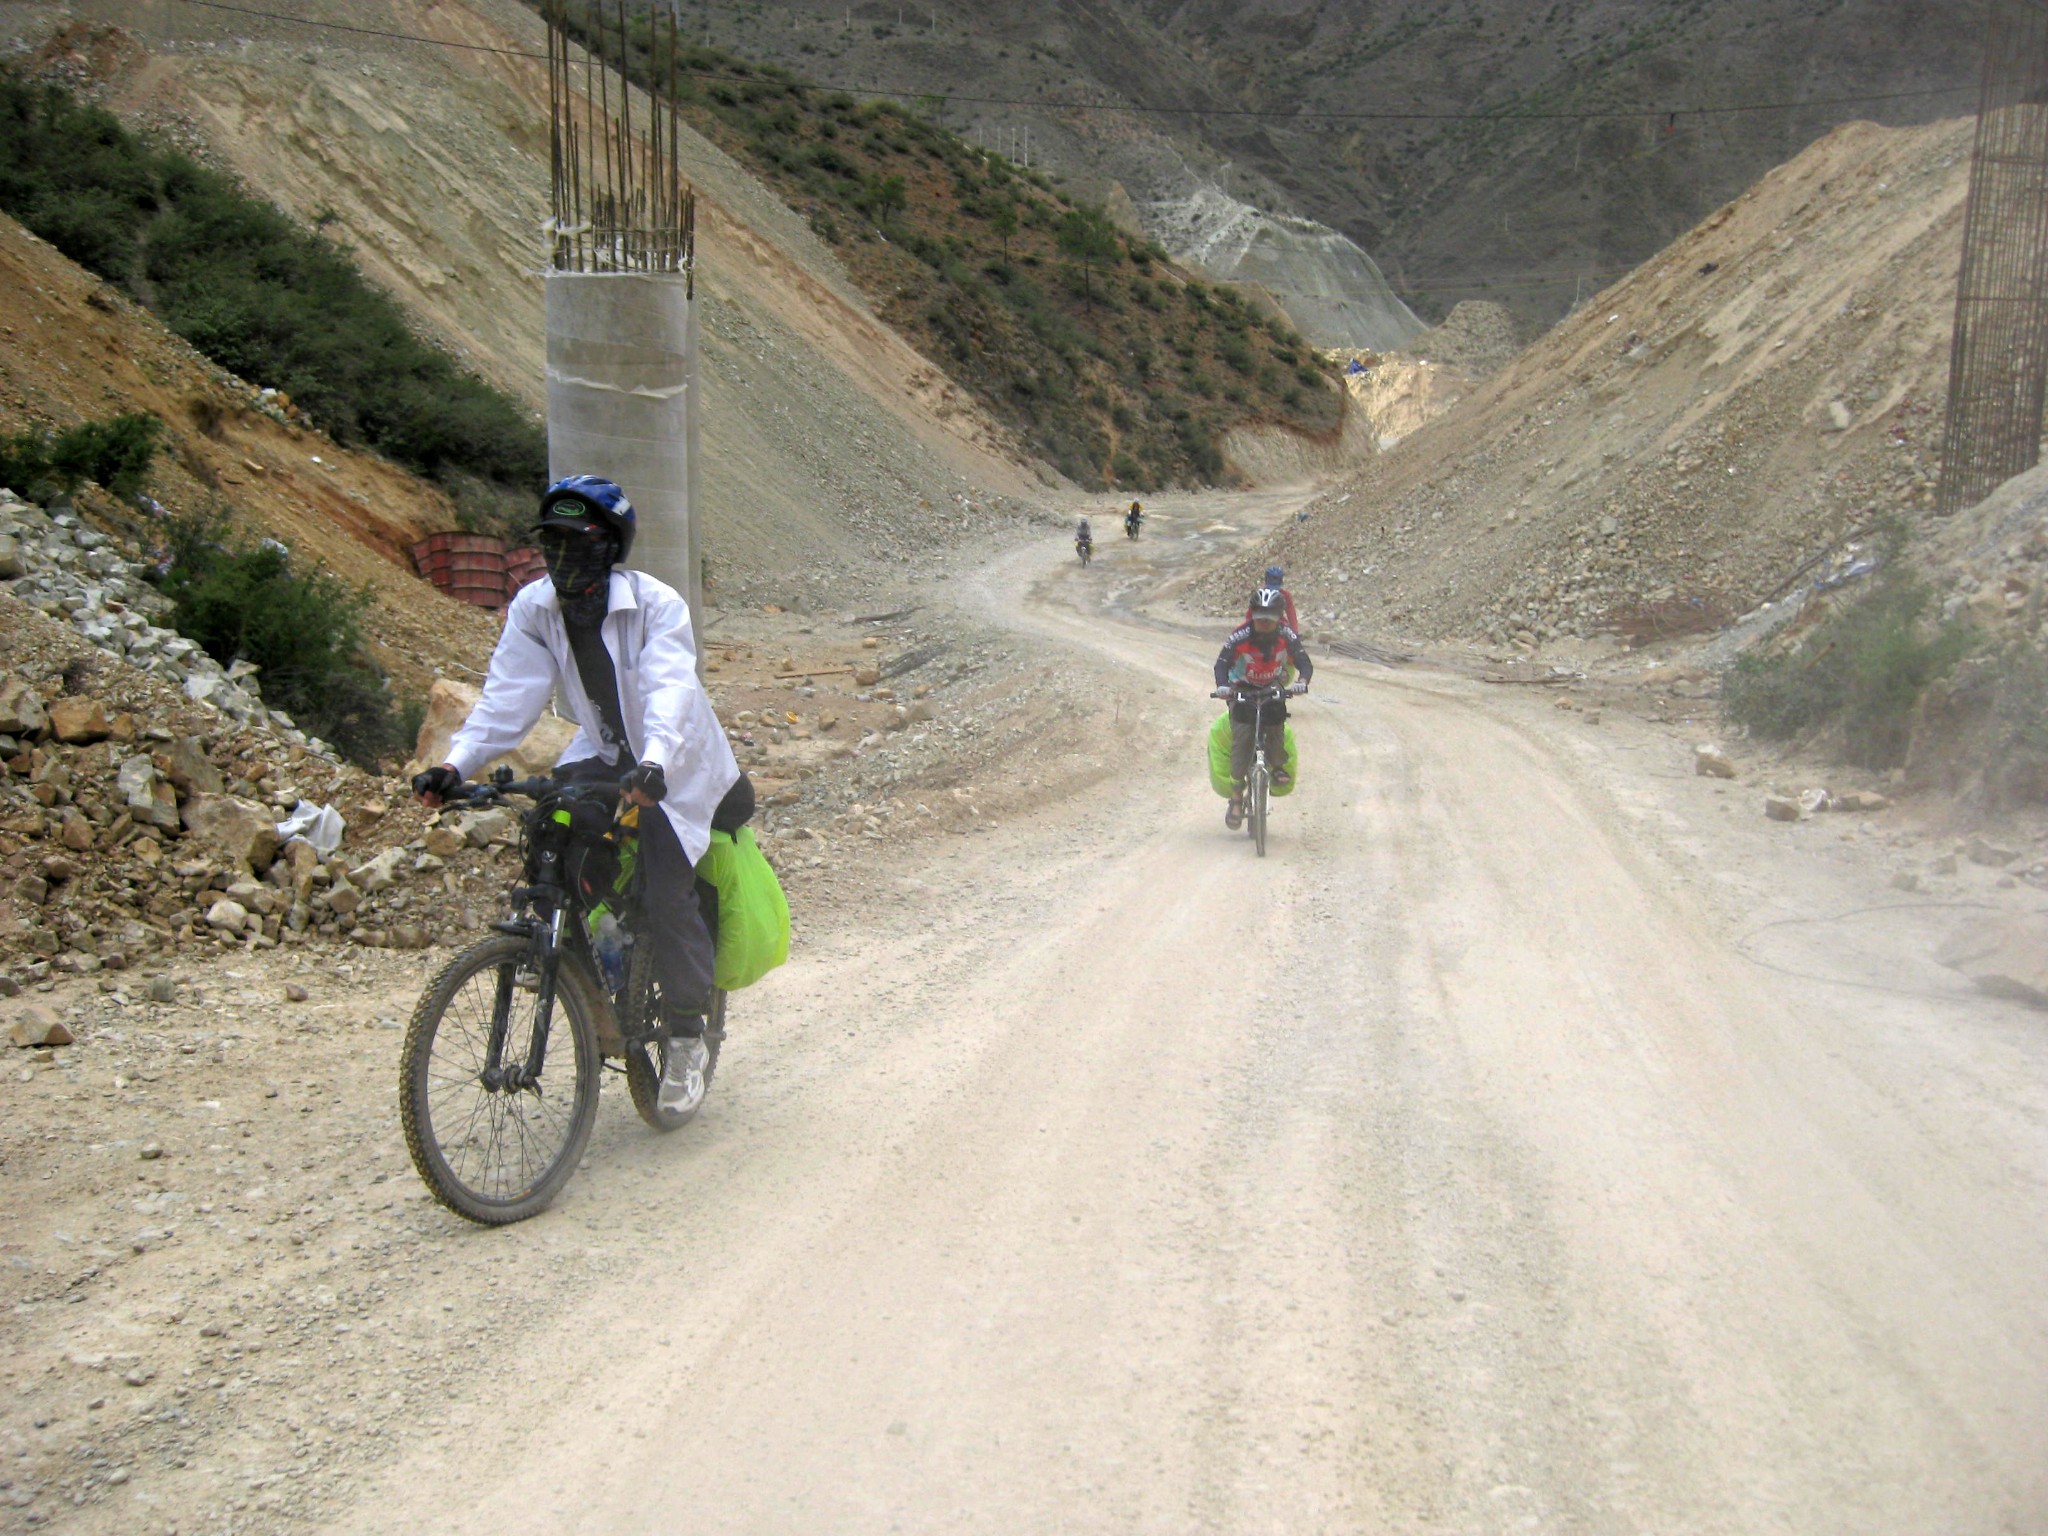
left=1212, top=681, right=1306, bottom=857
left=1124, top=511, right=1142, bottom=540
left=1076, top=535, right=1093, bottom=567
left=398, top=768, right=725, bottom=1225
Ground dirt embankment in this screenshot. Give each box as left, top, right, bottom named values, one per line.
left=0, top=214, right=500, bottom=702
left=1210, top=116, right=1973, bottom=655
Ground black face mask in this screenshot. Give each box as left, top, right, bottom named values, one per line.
left=542, top=531, right=617, bottom=623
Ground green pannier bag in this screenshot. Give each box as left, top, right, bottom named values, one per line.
left=695, top=826, right=790, bottom=991
left=1205, top=712, right=1300, bottom=798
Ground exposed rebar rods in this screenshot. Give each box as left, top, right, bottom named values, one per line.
left=546, top=0, right=695, bottom=284
left=1939, top=0, right=2048, bottom=513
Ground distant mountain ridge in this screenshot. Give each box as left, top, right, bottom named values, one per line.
left=675, top=0, right=1989, bottom=325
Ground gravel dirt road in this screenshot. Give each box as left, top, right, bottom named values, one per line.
left=316, top=500, right=2047, bottom=1535
left=7, top=496, right=2042, bottom=1535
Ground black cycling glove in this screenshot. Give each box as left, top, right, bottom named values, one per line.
left=412, top=764, right=461, bottom=802
left=621, top=760, right=667, bottom=803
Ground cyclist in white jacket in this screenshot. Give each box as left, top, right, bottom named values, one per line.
left=413, top=475, right=746, bottom=1116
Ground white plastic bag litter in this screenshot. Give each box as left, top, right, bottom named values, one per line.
left=276, top=799, right=346, bottom=855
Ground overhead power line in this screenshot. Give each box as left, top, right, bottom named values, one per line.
left=169, top=1, right=1975, bottom=125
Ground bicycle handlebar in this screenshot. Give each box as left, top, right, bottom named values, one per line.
left=445, top=772, right=622, bottom=809
left=1212, top=682, right=1308, bottom=700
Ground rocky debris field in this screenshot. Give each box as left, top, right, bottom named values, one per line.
left=1, top=494, right=318, bottom=752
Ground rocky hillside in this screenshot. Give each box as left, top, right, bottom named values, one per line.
left=669, top=0, right=1987, bottom=327
left=0, top=212, right=501, bottom=702
left=547, top=6, right=1347, bottom=490
left=1206, top=115, right=1973, bottom=652
left=8, top=2, right=1059, bottom=601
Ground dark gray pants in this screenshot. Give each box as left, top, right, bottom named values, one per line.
left=555, top=758, right=715, bottom=1017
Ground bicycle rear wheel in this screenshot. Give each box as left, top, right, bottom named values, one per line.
left=621, top=937, right=723, bottom=1132
left=399, top=935, right=601, bottom=1225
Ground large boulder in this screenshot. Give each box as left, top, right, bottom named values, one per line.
left=47, top=697, right=110, bottom=745
left=1937, top=915, right=2048, bottom=1007
left=0, top=673, right=47, bottom=738
left=405, top=679, right=577, bottom=779
left=181, top=792, right=281, bottom=874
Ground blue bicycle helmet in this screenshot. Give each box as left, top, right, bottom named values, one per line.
left=536, top=475, right=637, bottom=564
left=1264, top=564, right=1284, bottom=584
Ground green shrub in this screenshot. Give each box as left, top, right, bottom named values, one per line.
left=155, top=513, right=407, bottom=767
left=1723, top=571, right=1974, bottom=768
left=0, top=412, right=162, bottom=502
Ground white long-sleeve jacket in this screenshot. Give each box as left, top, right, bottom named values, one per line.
left=445, top=569, right=740, bottom=863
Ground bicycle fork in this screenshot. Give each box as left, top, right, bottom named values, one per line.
left=482, top=905, right=565, bottom=1093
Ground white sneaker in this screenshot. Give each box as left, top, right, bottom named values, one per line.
left=657, top=1035, right=709, bottom=1118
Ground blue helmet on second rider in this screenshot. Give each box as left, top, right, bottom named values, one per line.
left=1264, top=565, right=1284, bottom=585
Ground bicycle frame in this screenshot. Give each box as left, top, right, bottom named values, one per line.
left=453, top=771, right=630, bottom=1090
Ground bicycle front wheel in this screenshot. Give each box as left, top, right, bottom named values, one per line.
left=1250, top=767, right=1269, bottom=857
left=399, top=935, right=602, bottom=1225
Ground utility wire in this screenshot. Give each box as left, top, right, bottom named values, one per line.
left=169, top=1, right=1975, bottom=126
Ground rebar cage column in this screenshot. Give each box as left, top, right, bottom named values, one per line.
left=1939, top=0, right=2048, bottom=514
left=544, top=1, right=702, bottom=623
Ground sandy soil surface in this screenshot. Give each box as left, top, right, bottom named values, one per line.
left=5, top=495, right=2046, bottom=1535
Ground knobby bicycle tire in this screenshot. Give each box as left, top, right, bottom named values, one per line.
left=400, top=935, right=602, bottom=1225
left=621, top=933, right=723, bottom=1132
left=1251, top=766, right=1269, bottom=857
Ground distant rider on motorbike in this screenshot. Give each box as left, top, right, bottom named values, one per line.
left=1075, top=516, right=1093, bottom=561
left=1213, top=586, right=1313, bottom=829
left=1124, top=500, right=1143, bottom=538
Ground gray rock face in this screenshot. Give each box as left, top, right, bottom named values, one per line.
left=1145, top=183, right=1424, bottom=351
left=0, top=492, right=336, bottom=760
left=165, top=735, right=225, bottom=797
left=347, top=847, right=406, bottom=894
left=116, top=755, right=180, bottom=830
left=458, top=809, right=510, bottom=848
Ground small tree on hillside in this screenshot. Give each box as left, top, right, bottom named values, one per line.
left=990, top=200, right=1018, bottom=257
left=1057, top=206, right=1120, bottom=307
left=865, top=172, right=907, bottom=231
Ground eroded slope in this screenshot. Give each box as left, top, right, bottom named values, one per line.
left=1212, top=118, right=1973, bottom=651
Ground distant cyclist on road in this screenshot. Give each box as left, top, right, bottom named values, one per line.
left=1075, top=516, right=1093, bottom=564
left=1124, top=500, right=1144, bottom=539
left=1242, top=565, right=1299, bottom=634
left=1214, top=586, right=1313, bottom=828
